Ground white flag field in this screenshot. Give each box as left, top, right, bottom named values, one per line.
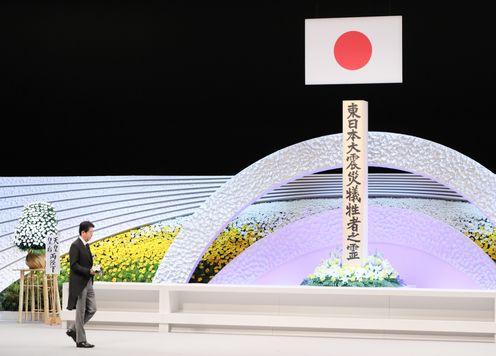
left=305, top=16, right=402, bottom=85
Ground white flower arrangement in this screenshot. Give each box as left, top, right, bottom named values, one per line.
left=12, top=202, right=58, bottom=252
left=302, top=248, right=404, bottom=287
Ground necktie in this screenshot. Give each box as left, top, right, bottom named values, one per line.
left=86, top=244, right=92, bottom=261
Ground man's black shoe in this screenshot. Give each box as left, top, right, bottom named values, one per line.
left=76, top=341, right=95, bottom=348
left=66, top=329, right=76, bottom=343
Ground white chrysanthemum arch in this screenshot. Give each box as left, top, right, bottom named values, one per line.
left=153, top=132, right=496, bottom=283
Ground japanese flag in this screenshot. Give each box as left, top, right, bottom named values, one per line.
left=305, top=16, right=402, bottom=85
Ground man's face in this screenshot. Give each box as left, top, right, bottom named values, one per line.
left=81, top=227, right=94, bottom=242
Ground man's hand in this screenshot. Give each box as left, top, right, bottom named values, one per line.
left=89, top=269, right=96, bottom=275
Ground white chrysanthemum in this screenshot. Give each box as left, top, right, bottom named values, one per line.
left=13, top=202, right=58, bottom=251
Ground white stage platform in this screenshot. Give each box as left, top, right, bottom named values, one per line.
left=3, top=320, right=496, bottom=356
left=61, top=282, right=496, bottom=343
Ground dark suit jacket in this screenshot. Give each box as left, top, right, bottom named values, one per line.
left=67, top=238, right=93, bottom=310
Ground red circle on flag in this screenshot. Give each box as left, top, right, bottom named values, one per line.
left=333, top=31, right=372, bottom=70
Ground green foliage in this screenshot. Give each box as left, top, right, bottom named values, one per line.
left=0, top=281, right=20, bottom=311
left=0, top=278, right=63, bottom=312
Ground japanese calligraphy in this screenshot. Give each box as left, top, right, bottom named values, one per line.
left=342, top=100, right=368, bottom=265
left=45, top=234, right=60, bottom=274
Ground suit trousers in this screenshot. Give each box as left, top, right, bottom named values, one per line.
left=69, top=279, right=97, bottom=343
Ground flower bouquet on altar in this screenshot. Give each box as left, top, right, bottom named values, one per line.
left=301, top=248, right=404, bottom=287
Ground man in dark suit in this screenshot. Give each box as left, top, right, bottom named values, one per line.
left=66, top=221, right=97, bottom=348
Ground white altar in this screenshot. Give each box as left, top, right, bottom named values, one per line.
left=61, top=282, right=496, bottom=342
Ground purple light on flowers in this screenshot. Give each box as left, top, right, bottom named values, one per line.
left=211, top=207, right=496, bottom=289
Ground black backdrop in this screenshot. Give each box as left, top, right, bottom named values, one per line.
left=1, top=1, right=494, bottom=175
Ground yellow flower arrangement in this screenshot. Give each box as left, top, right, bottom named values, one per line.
left=58, top=221, right=266, bottom=284
left=59, top=225, right=179, bottom=284
left=465, top=226, right=496, bottom=262
left=190, top=223, right=265, bottom=283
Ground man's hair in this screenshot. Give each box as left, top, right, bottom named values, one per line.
left=79, top=221, right=95, bottom=235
